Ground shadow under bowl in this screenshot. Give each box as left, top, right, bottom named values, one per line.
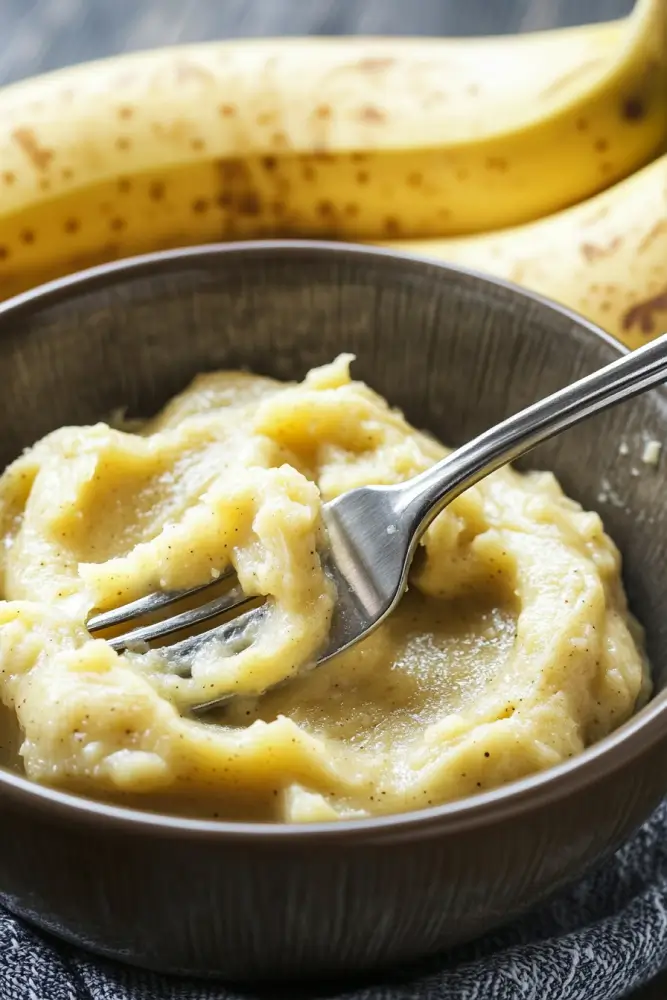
left=0, top=241, right=666, bottom=982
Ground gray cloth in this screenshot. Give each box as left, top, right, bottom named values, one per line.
left=2, top=802, right=667, bottom=1000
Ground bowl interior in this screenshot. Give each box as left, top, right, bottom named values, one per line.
left=1, top=242, right=666, bottom=778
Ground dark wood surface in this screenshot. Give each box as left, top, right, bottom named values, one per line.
left=0, top=0, right=663, bottom=995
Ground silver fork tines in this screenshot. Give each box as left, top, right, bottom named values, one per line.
left=86, top=567, right=235, bottom=631
left=111, top=584, right=250, bottom=652
left=87, top=567, right=254, bottom=652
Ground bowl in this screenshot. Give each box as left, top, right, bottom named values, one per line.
left=1, top=241, right=667, bottom=983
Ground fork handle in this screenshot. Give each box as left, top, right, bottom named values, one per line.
left=397, top=331, right=667, bottom=534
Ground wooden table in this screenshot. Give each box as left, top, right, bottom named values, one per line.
left=1, top=0, right=663, bottom=996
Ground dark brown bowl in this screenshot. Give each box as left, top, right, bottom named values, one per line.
left=1, top=241, right=667, bottom=982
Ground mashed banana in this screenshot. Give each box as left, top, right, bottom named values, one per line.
left=0, top=355, right=649, bottom=821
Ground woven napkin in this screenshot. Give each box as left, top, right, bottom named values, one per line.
left=2, top=799, right=667, bottom=1000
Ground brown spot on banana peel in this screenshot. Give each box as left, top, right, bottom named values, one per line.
left=218, top=158, right=249, bottom=184
left=215, top=157, right=264, bottom=217
left=359, top=106, right=385, bottom=124
left=237, top=192, right=261, bottom=216
left=623, top=287, right=667, bottom=336
left=622, top=96, right=646, bottom=121
left=11, top=127, right=54, bottom=171
left=355, top=57, right=395, bottom=72
left=580, top=237, right=622, bottom=262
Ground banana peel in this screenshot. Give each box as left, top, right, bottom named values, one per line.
left=386, top=152, right=667, bottom=351
left=0, top=0, right=664, bottom=305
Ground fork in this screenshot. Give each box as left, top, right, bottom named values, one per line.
left=87, top=332, right=667, bottom=711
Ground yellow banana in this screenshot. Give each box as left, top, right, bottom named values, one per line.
left=387, top=152, right=667, bottom=351
left=0, top=0, right=665, bottom=302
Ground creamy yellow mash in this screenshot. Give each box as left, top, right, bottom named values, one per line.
left=0, top=356, right=649, bottom=822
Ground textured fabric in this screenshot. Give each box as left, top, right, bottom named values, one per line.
left=3, top=802, right=667, bottom=1000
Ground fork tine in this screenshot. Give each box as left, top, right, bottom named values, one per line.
left=163, top=603, right=271, bottom=674
left=87, top=567, right=235, bottom=632
left=107, top=583, right=252, bottom=652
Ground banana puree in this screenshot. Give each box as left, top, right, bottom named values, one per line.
left=0, top=355, right=649, bottom=821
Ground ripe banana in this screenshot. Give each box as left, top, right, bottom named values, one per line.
left=387, top=152, right=667, bottom=351
left=0, top=0, right=665, bottom=303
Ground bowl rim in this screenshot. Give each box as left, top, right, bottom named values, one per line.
left=1, top=237, right=664, bottom=844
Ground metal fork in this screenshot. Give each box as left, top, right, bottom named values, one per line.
left=88, top=332, right=667, bottom=711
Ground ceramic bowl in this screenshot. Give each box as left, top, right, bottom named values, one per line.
left=1, top=242, right=666, bottom=982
